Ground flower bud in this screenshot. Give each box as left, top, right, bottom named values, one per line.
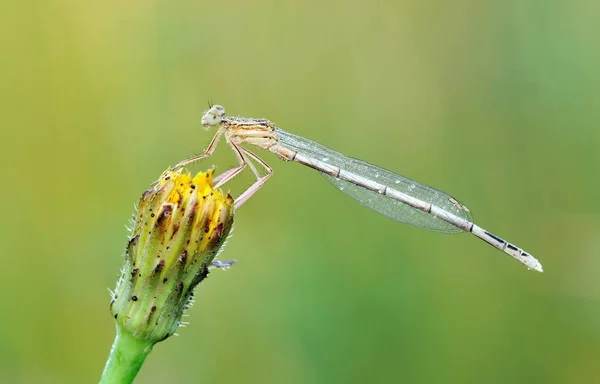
left=110, top=168, right=234, bottom=343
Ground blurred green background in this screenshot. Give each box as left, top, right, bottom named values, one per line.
left=2, top=0, right=599, bottom=383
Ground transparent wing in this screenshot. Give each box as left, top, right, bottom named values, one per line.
left=276, top=128, right=473, bottom=233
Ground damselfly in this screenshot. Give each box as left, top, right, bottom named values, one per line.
left=172, top=105, right=543, bottom=272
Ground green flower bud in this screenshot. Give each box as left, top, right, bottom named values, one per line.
left=110, top=168, right=234, bottom=343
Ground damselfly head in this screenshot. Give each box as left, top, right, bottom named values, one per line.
left=201, top=105, right=226, bottom=129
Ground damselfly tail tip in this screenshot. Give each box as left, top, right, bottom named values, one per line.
left=526, top=257, right=543, bottom=273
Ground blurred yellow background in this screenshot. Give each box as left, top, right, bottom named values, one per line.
left=2, top=1, right=599, bottom=383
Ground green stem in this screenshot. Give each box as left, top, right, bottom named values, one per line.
left=99, top=327, right=155, bottom=384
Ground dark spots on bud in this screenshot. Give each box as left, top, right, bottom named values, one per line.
left=204, top=219, right=212, bottom=233
left=190, top=184, right=196, bottom=189
left=151, top=213, right=155, bottom=218
left=163, top=277, right=168, bottom=283
left=114, top=313, right=118, bottom=319
left=154, top=259, right=165, bottom=274
left=127, top=234, right=140, bottom=251
left=216, top=222, right=224, bottom=241
left=170, top=224, right=180, bottom=240
left=188, top=201, right=199, bottom=219
left=147, top=305, right=158, bottom=324
left=131, top=296, right=138, bottom=301
left=131, top=268, right=139, bottom=278
left=156, top=205, right=173, bottom=226
left=191, top=265, right=210, bottom=286
left=178, top=250, right=188, bottom=264
left=199, top=265, right=209, bottom=280
left=165, top=176, right=171, bottom=180
left=177, top=281, right=184, bottom=293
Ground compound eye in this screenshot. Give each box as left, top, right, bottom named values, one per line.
left=201, top=105, right=226, bottom=128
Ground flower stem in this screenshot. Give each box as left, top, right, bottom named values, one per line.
left=100, top=327, right=155, bottom=384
